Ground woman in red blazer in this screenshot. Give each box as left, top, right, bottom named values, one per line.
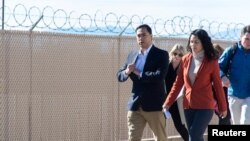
left=163, top=29, right=227, bottom=141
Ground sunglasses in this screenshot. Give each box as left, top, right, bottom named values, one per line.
left=173, top=52, right=183, bottom=57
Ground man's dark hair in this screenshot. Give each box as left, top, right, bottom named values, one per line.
left=241, top=25, right=250, bottom=36
left=135, top=24, right=152, bottom=34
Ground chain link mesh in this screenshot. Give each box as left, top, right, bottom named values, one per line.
left=0, top=30, right=234, bottom=141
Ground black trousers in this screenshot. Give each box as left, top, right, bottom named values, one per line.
left=169, top=101, right=189, bottom=141
left=215, top=87, right=231, bottom=125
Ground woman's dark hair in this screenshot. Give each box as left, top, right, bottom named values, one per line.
left=187, top=29, right=217, bottom=60
left=135, top=24, right=152, bottom=34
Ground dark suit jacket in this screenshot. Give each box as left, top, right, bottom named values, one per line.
left=117, top=45, right=169, bottom=111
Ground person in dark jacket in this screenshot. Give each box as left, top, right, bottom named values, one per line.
left=117, top=24, right=169, bottom=141
left=213, top=43, right=231, bottom=125
left=165, top=44, right=189, bottom=141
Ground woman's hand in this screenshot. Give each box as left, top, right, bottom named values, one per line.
left=219, top=110, right=227, bottom=119
left=162, top=104, right=170, bottom=111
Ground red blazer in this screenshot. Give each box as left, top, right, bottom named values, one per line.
left=164, top=53, right=227, bottom=113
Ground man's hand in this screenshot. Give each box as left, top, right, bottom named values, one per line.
left=125, top=63, right=135, bottom=75
left=221, top=76, right=231, bottom=87
left=133, top=68, right=141, bottom=76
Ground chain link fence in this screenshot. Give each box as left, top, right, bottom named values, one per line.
left=0, top=3, right=238, bottom=141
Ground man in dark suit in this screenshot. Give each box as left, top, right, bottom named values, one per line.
left=117, top=24, right=169, bottom=141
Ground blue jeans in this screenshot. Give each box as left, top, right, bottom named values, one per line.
left=184, top=109, right=214, bottom=141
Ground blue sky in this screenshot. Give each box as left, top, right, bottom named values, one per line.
left=7, top=0, right=250, bottom=25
